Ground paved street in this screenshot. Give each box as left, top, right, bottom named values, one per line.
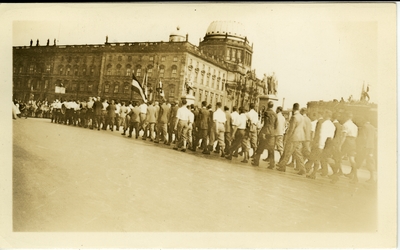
left=13, top=118, right=377, bottom=232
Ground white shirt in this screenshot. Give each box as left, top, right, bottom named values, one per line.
left=234, top=113, right=248, bottom=130
left=311, top=120, right=318, bottom=133
left=102, top=102, right=109, bottom=111
left=213, top=108, right=226, bottom=123
left=275, top=112, right=286, bottom=136
left=230, top=111, right=239, bottom=126
left=247, top=109, right=259, bottom=125
left=342, top=119, right=358, bottom=138
left=115, top=103, right=121, bottom=114
left=318, top=119, right=336, bottom=149
left=139, top=103, right=147, bottom=114
left=188, top=111, right=194, bottom=124
left=74, top=102, right=81, bottom=111
left=176, top=106, right=191, bottom=121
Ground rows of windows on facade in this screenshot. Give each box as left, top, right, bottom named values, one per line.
left=13, top=21, right=263, bottom=107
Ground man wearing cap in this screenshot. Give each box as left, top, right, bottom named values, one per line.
left=252, top=101, right=277, bottom=168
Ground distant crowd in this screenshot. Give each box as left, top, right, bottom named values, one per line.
left=12, top=97, right=378, bottom=184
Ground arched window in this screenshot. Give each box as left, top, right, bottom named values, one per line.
left=114, top=83, right=119, bottom=93
left=171, top=65, right=177, bottom=78
left=169, top=84, right=175, bottom=99
left=136, top=65, right=142, bottom=77
left=29, top=64, right=34, bottom=74
left=59, top=65, right=64, bottom=75
left=82, top=65, right=87, bottom=76
left=147, top=65, right=153, bottom=77
left=159, top=65, right=165, bottom=78
left=74, top=66, right=79, bottom=76
left=66, top=65, right=71, bottom=75
left=71, top=81, right=77, bottom=91
left=116, top=64, right=122, bottom=76
left=79, top=81, right=85, bottom=92
left=123, top=82, right=130, bottom=93
left=104, top=82, right=110, bottom=93
left=46, top=64, right=51, bottom=73
left=106, top=64, right=112, bottom=76
left=88, top=82, right=93, bottom=92
left=126, top=64, right=132, bottom=76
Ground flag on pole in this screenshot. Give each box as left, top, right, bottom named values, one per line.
left=131, top=73, right=147, bottom=102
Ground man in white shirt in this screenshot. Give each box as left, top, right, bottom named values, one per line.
left=186, top=105, right=195, bottom=150
left=210, top=102, right=226, bottom=157
left=139, top=101, right=148, bottom=137
left=173, top=99, right=191, bottom=152
left=246, top=103, right=259, bottom=157
left=341, top=112, right=359, bottom=183
left=101, top=99, right=109, bottom=130
left=307, top=110, right=336, bottom=179
left=275, top=106, right=286, bottom=157
left=115, top=101, right=121, bottom=131
left=119, top=102, right=129, bottom=135
left=225, top=106, right=248, bottom=160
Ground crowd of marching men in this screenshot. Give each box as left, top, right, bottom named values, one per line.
left=14, top=96, right=377, bottom=185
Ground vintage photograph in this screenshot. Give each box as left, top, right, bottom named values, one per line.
left=1, top=2, right=397, bottom=249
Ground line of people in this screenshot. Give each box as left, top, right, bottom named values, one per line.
left=47, top=96, right=377, bottom=185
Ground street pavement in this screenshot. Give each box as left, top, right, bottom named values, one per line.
left=12, top=118, right=377, bottom=232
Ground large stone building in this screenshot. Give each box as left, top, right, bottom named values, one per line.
left=13, top=21, right=270, bottom=109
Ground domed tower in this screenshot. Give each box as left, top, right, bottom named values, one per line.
left=199, top=21, right=253, bottom=73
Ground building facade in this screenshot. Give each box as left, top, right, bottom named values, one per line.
left=13, top=21, right=270, bottom=110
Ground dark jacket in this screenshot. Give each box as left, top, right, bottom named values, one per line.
left=198, top=107, right=210, bottom=130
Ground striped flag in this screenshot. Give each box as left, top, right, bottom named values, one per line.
left=131, top=73, right=147, bottom=102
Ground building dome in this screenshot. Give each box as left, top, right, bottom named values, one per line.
left=169, top=26, right=186, bottom=42
left=205, top=21, right=248, bottom=41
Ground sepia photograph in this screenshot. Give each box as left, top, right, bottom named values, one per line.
left=0, top=2, right=397, bottom=249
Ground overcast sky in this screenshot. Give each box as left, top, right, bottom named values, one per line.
left=4, top=3, right=396, bottom=108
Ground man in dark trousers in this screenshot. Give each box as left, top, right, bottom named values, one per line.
left=198, top=101, right=211, bottom=154
left=107, top=99, right=117, bottom=131
left=252, top=101, right=277, bottom=168
left=190, top=104, right=200, bottom=151
left=224, top=106, right=232, bottom=156
left=92, top=97, right=103, bottom=130
left=167, top=100, right=179, bottom=145
left=157, top=99, right=171, bottom=144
